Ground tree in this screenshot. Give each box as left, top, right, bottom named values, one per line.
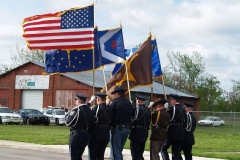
left=0, top=45, right=45, bottom=74
left=222, top=80, right=240, bottom=112
left=162, top=51, right=205, bottom=94
left=162, top=51, right=224, bottom=111
left=196, top=74, right=223, bottom=111
left=10, top=45, right=45, bottom=66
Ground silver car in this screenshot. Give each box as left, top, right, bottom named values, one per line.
left=198, top=116, right=225, bottom=126
left=0, top=107, right=23, bottom=124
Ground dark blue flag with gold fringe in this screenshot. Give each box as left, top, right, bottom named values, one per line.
left=45, top=29, right=102, bottom=73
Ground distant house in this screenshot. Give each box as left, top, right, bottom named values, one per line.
left=0, top=61, right=199, bottom=111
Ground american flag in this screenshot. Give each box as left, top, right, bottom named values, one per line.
left=22, top=5, right=94, bottom=50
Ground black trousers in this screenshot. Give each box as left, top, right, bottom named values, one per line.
left=88, top=140, right=108, bottom=160
left=161, top=139, right=183, bottom=160
left=69, top=131, right=89, bottom=160
left=130, top=140, right=145, bottom=160
left=183, top=144, right=193, bottom=160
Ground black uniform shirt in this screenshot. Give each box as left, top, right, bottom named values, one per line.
left=69, top=104, right=94, bottom=132
left=109, top=96, right=133, bottom=128
left=90, top=103, right=113, bottom=142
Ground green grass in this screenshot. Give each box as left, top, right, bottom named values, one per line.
left=0, top=124, right=240, bottom=159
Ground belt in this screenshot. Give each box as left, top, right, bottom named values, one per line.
left=136, top=125, right=148, bottom=130
left=70, top=128, right=88, bottom=132
left=152, top=126, right=165, bottom=131
left=169, top=123, right=182, bottom=126
left=116, top=124, right=131, bottom=129
left=95, top=124, right=109, bottom=127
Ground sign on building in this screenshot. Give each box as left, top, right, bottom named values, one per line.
left=15, top=75, right=49, bottom=89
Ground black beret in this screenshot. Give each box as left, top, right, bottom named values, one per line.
left=111, top=86, right=126, bottom=94
left=169, top=94, right=180, bottom=100
left=135, top=94, right=146, bottom=101
left=184, top=102, right=194, bottom=108
left=95, top=92, right=107, bottom=97
left=76, top=93, right=88, bottom=101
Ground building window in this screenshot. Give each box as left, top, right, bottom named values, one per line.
left=1, top=98, right=8, bottom=106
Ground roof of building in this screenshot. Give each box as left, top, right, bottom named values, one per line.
left=7, top=61, right=198, bottom=99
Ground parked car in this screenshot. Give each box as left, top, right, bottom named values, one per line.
left=40, top=107, right=62, bottom=115
left=16, top=109, right=50, bottom=125
left=43, top=109, right=66, bottom=125
left=198, top=116, right=225, bottom=126
left=0, top=107, right=23, bottom=124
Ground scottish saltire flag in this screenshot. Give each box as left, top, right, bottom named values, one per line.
left=45, top=29, right=102, bottom=73
left=98, top=27, right=125, bottom=65
left=111, top=48, right=137, bottom=76
left=152, top=39, right=162, bottom=77
left=125, top=48, right=138, bottom=60
left=111, top=40, right=162, bottom=77
left=23, top=5, right=94, bottom=50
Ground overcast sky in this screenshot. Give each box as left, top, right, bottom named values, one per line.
left=0, top=0, right=239, bottom=92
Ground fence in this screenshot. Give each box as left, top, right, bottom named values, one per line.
left=192, top=111, right=240, bottom=134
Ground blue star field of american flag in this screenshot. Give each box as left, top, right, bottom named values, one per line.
left=61, top=7, right=93, bottom=29
left=23, top=5, right=94, bottom=50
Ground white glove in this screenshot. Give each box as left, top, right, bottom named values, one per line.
left=89, top=95, right=96, bottom=103
left=164, top=102, right=169, bottom=108
left=149, top=102, right=154, bottom=107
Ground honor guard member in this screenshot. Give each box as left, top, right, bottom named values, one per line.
left=109, top=86, right=133, bottom=160
left=181, top=103, right=196, bottom=160
left=65, top=93, right=95, bottom=160
left=149, top=99, right=170, bottom=160
left=161, top=94, right=186, bottom=160
left=129, top=94, right=151, bottom=160
left=88, top=92, right=113, bottom=160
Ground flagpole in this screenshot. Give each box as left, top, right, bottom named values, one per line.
left=102, top=66, right=108, bottom=93
left=151, top=86, right=153, bottom=101
left=124, top=61, right=131, bottom=100
left=161, top=76, right=167, bottom=100
left=92, top=8, right=95, bottom=95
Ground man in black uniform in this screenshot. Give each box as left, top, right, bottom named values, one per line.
left=88, top=92, right=113, bottom=160
left=161, top=94, right=186, bottom=160
left=129, top=94, right=150, bottom=160
left=65, top=93, right=95, bottom=160
left=181, top=102, right=196, bottom=160
left=109, top=86, right=133, bottom=160
left=150, top=99, right=170, bottom=160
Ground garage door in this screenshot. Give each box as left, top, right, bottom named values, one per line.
left=22, top=90, right=43, bottom=110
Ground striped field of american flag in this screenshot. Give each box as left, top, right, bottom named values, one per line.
left=22, top=5, right=94, bottom=50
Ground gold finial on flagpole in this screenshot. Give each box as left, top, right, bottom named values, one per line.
left=120, top=20, right=122, bottom=28
left=94, top=23, right=98, bottom=29
left=149, top=25, right=152, bottom=37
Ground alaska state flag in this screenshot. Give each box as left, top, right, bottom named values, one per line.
left=45, top=28, right=102, bottom=73
left=98, top=27, right=125, bottom=65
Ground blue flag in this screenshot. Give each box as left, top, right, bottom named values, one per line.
left=111, top=40, right=162, bottom=77
left=45, top=29, right=102, bottom=73
left=152, top=39, right=162, bottom=77
left=98, top=27, right=125, bottom=65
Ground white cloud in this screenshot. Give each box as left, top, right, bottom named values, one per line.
left=0, top=0, right=239, bottom=91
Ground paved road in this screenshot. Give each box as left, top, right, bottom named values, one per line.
left=0, top=146, right=88, bottom=160
left=0, top=140, right=226, bottom=160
